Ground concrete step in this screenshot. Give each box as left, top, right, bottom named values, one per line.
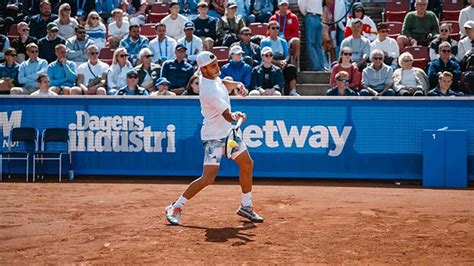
left=297, top=71, right=331, bottom=84
left=296, top=84, right=329, bottom=96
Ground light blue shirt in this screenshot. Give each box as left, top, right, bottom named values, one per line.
left=47, top=59, right=77, bottom=87
left=18, top=58, right=48, bottom=88
left=260, top=36, right=289, bottom=60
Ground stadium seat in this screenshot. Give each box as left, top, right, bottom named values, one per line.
left=385, top=1, right=410, bottom=12
left=442, top=0, right=466, bottom=11
left=99, top=47, right=114, bottom=60
left=7, top=24, right=19, bottom=39
left=441, top=10, right=461, bottom=21
left=212, top=46, right=229, bottom=66
left=141, top=23, right=157, bottom=40
left=383, top=11, right=407, bottom=23
left=102, top=59, right=113, bottom=65
left=149, top=2, right=169, bottom=13
left=148, top=12, right=168, bottom=23
left=249, top=23, right=268, bottom=36
left=386, top=21, right=403, bottom=39
left=403, top=45, right=429, bottom=69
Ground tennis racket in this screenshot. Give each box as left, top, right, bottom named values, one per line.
left=224, top=117, right=243, bottom=159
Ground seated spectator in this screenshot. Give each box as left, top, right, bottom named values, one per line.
left=212, top=0, right=227, bottom=17
left=75, top=45, right=108, bottom=95
left=216, top=2, right=246, bottom=46
left=39, top=22, right=67, bottom=63
left=344, top=3, right=377, bottom=42
left=160, top=44, right=194, bottom=95
left=95, top=0, right=120, bottom=21
left=459, top=0, right=474, bottom=38
left=120, top=0, right=147, bottom=26
left=177, top=22, right=203, bottom=65
left=428, top=71, right=464, bottom=96
left=30, top=73, right=58, bottom=96
left=457, top=21, right=474, bottom=62
left=119, top=22, right=149, bottom=65
left=28, top=0, right=58, bottom=40
left=427, top=42, right=461, bottom=90
left=460, top=49, right=474, bottom=94
left=54, top=3, right=79, bottom=40
left=182, top=75, right=199, bottom=95
left=66, top=25, right=94, bottom=65
left=161, top=2, right=189, bottom=40
left=149, top=23, right=178, bottom=65
left=260, top=21, right=298, bottom=95
left=178, top=0, right=199, bottom=19
left=135, top=48, right=161, bottom=92
left=361, top=49, right=395, bottom=96
left=12, top=43, right=48, bottom=94
left=47, top=44, right=79, bottom=95
left=0, top=48, right=20, bottom=94
left=220, top=46, right=252, bottom=88
left=85, top=11, right=107, bottom=50
left=330, top=47, right=361, bottom=92
left=269, top=0, right=300, bottom=67
left=108, top=9, right=130, bottom=48
left=326, top=71, right=358, bottom=96
left=107, top=47, right=134, bottom=95
left=370, top=22, right=399, bottom=69
left=429, top=23, right=459, bottom=62
left=192, top=1, right=218, bottom=51
left=340, top=18, right=370, bottom=70
left=231, top=27, right=261, bottom=66
left=66, top=0, right=95, bottom=21
left=235, top=0, right=251, bottom=24
left=397, top=0, right=439, bottom=51
left=115, top=69, right=149, bottom=95
left=0, top=34, right=9, bottom=62
left=150, top=77, right=176, bottom=96
left=248, top=0, right=277, bottom=23
left=249, top=47, right=283, bottom=96
left=393, top=52, right=429, bottom=96
left=10, top=22, right=38, bottom=63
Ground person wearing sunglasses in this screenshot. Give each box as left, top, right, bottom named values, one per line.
left=38, top=22, right=66, bottom=64
left=53, top=3, right=79, bottom=40
left=427, top=42, right=461, bottom=91
left=115, top=69, right=149, bottom=96
left=75, top=45, right=108, bottom=95
left=249, top=46, right=283, bottom=96
left=393, top=52, right=428, bottom=96
left=459, top=0, right=474, bottom=38
left=13, top=43, right=48, bottom=95
left=370, top=22, right=399, bottom=70
left=66, top=25, right=94, bottom=65
left=160, top=44, right=194, bottom=95
left=429, top=23, right=459, bottom=62
left=0, top=48, right=20, bottom=94
left=135, top=48, right=161, bottom=92
left=28, top=1, right=58, bottom=40
left=428, top=71, right=464, bottom=96
left=220, top=45, right=252, bottom=89
left=11, top=22, right=38, bottom=64
left=326, top=70, right=358, bottom=96
left=344, top=3, right=377, bottom=42
left=330, top=47, right=361, bottom=92
left=107, top=47, right=134, bottom=95
left=85, top=11, right=106, bottom=51
left=230, top=27, right=261, bottom=67
left=361, top=49, right=396, bottom=96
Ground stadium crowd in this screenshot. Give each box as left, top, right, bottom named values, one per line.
left=0, top=0, right=473, bottom=97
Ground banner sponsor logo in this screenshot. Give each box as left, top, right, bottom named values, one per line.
left=0, top=110, right=22, bottom=148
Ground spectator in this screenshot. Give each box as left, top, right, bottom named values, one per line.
left=397, top=0, right=439, bottom=51
left=119, top=22, right=149, bottom=65
left=38, top=22, right=66, bottom=64
left=330, top=47, right=361, bottom=92
left=361, top=49, right=395, bottom=96
left=107, top=47, right=134, bottom=94
left=0, top=33, right=10, bottom=62
left=459, top=0, right=474, bottom=38
left=161, top=1, right=189, bottom=40
left=85, top=11, right=107, bottom=50
left=323, top=0, right=347, bottom=56
left=120, top=0, right=147, bottom=26
left=108, top=9, right=130, bottom=48
left=67, top=0, right=95, bottom=19
left=47, top=44, right=78, bottom=95
left=182, top=74, right=199, bottom=95
left=12, top=43, right=48, bottom=94
left=178, top=0, right=199, bottom=19
left=160, top=44, right=194, bottom=95
left=428, top=71, right=464, bottom=96
left=95, top=0, right=120, bottom=20
left=0, top=48, right=20, bottom=93
left=248, top=0, right=277, bottom=23
left=427, top=42, right=461, bottom=90
left=30, top=74, right=58, bottom=96
left=192, top=1, right=218, bottom=51
left=269, top=0, right=300, bottom=67
left=231, top=27, right=262, bottom=66
left=216, top=2, right=246, bottom=46
left=234, top=0, right=251, bottom=24
left=10, top=22, right=38, bottom=63
left=75, top=45, right=108, bottom=95
left=341, top=18, right=370, bottom=71
left=299, top=0, right=324, bottom=71
left=150, top=77, right=176, bottom=96
left=457, top=20, right=474, bottom=62
left=460, top=49, right=474, bottom=93
left=344, top=3, right=377, bottom=42
left=177, top=22, right=203, bottom=65
left=135, top=48, right=161, bottom=92
left=28, top=0, right=58, bottom=40
left=393, top=52, right=429, bottom=96
left=326, top=70, right=358, bottom=96
left=249, top=47, right=283, bottom=96
left=429, top=23, right=458, bottom=62
left=212, top=0, right=227, bottom=16
left=220, top=46, right=252, bottom=88
left=149, top=23, right=177, bottom=65
left=66, top=25, right=94, bottom=65
left=54, top=3, right=79, bottom=40
left=370, top=22, right=399, bottom=69
left=115, top=69, right=149, bottom=95
left=260, top=21, right=298, bottom=95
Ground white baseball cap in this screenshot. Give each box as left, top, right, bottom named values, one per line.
left=463, top=20, right=474, bottom=29
left=229, top=45, right=243, bottom=55
left=196, top=51, right=217, bottom=68
left=261, top=46, right=273, bottom=56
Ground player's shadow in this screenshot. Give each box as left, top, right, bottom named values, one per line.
left=181, top=221, right=257, bottom=244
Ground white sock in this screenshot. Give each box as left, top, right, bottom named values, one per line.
left=241, top=192, right=252, bottom=207
left=173, top=195, right=187, bottom=209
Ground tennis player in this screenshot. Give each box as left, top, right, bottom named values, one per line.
left=165, top=51, right=264, bottom=225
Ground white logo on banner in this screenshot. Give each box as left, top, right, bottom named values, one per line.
left=69, top=111, right=176, bottom=153
left=0, top=110, right=22, bottom=148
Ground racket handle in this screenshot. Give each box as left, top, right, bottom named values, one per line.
left=235, top=117, right=244, bottom=129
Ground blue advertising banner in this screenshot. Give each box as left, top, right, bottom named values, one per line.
left=1, top=96, right=473, bottom=180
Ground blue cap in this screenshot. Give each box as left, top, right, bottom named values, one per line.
left=175, top=44, right=187, bottom=51
left=184, top=21, right=195, bottom=30
left=155, top=77, right=170, bottom=86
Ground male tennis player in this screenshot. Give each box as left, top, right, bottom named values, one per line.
left=165, top=51, right=264, bottom=225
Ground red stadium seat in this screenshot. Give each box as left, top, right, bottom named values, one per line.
left=7, top=24, right=19, bottom=39
left=212, top=46, right=229, bottom=66
left=442, top=0, right=466, bottom=11
left=99, top=47, right=115, bottom=60
left=386, top=21, right=403, bottom=39
left=141, top=23, right=157, bottom=40
left=148, top=12, right=168, bottom=23
left=441, top=10, right=460, bottom=21
left=383, top=11, right=407, bottom=23
left=403, top=46, right=429, bottom=69
left=102, top=59, right=113, bottom=66
left=385, top=1, right=410, bottom=12
left=149, top=2, right=169, bottom=13
left=249, top=23, right=268, bottom=36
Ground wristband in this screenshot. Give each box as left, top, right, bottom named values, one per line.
left=230, top=112, right=238, bottom=122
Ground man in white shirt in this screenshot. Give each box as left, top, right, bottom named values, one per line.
left=177, top=21, right=203, bottom=65
left=149, top=23, right=177, bottom=65
left=161, top=1, right=189, bottom=40
left=459, top=0, right=474, bottom=37
left=108, top=8, right=130, bottom=48
left=165, top=51, right=264, bottom=226
left=298, top=0, right=325, bottom=71
left=73, top=45, right=108, bottom=95
left=370, top=22, right=400, bottom=69
left=30, top=74, right=58, bottom=96
left=457, top=21, right=474, bottom=62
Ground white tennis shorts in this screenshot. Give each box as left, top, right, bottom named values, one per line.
left=202, top=135, right=247, bottom=166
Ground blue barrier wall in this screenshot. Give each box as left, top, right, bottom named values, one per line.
left=1, top=96, right=473, bottom=180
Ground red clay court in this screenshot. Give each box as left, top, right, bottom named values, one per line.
left=0, top=178, right=473, bottom=264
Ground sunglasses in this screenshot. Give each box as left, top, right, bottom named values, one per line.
left=343, top=52, right=352, bottom=56
left=51, top=29, right=59, bottom=32
left=128, top=75, right=138, bottom=79
left=29, top=50, right=38, bottom=53
left=145, top=54, right=153, bottom=58
left=270, top=27, right=280, bottom=30
left=91, top=17, right=100, bottom=20
left=119, top=54, right=129, bottom=58
left=337, top=79, right=349, bottom=83
left=64, top=8, right=71, bottom=11
left=89, top=51, right=99, bottom=55
left=264, top=54, right=273, bottom=57
left=440, top=29, right=449, bottom=33
left=8, top=53, right=17, bottom=56
left=77, top=31, right=86, bottom=34
left=441, top=49, right=451, bottom=53
left=372, top=57, right=383, bottom=60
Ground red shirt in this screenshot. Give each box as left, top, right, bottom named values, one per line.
left=269, top=10, right=299, bottom=41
